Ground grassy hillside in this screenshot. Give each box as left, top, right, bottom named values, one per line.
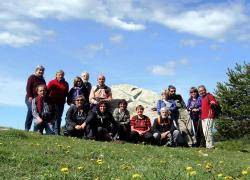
left=0, top=129, right=249, bottom=179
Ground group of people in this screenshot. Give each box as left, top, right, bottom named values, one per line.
left=25, top=65, right=219, bottom=149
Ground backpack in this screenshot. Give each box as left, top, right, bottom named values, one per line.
left=207, top=94, right=222, bottom=118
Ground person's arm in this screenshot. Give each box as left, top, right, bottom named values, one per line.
left=89, top=87, right=98, bottom=104
left=104, top=87, right=112, bottom=101
left=156, top=100, right=161, bottom=115
left=31, top=98, right=43, bottom=124
left=141, top=117, right=151, bottom=134
left=65, top=105, right=77, bottom=128
left=46, top=80, right=54, bottom=96
left=26, top=75, right=34, bottom=101
left=151, top=119, right=159, bottom=133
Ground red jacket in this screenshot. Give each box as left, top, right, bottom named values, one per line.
left=201, top=93, right=218, bottom=120
left=47, top=79, right=69, bottom=104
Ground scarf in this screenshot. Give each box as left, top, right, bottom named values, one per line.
left=36, top=96, right=43, bottom=114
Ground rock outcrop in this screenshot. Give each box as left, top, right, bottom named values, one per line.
left=110, top=84, right=160, bottom=121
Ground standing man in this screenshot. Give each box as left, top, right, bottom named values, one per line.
left=47, top=70, right=69, bottom=135
left=81, top=72, right=92, bottom=103
left=89, top=74, right=112, bottom=110
left=167, top=85, right=196, bottom=147
left=198, top=85, right=218, bottom=149
left=25, top=65, right=46, bottom=131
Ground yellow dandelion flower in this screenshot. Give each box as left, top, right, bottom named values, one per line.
left=132, top=173, right=142, bottom=179
left=96, top=159, right=104, bottom=165
left=205, top=162, right=213, bottom=170
left=60, top=167, right=69, bottom=173
left=242, top=170, right=248, bottom=175
left=197, top=164, right=201, bottom=166
left=67, top=146, right=71, bottom=149
left=186, top=166, right=193, bottom=171
left=57, top=144, right=62, bottom=148
left=77, top=166, right=84, bottom=170
left=224, top=176, right=233, bottom=180
left=219, top=161, right=224, bottom=164
left=190, top=171, right=197, bottom=176
left=218, top=173, right=223, bottom=177
left=65, top=150, right=69, bottom=154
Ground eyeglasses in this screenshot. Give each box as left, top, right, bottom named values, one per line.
left=76, top=99, right=84, bottom=102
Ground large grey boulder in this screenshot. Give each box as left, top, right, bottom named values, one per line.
left=110, top=84, right=160, bottom=121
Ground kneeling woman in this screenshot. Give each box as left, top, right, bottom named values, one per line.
left=130, top=105, right=153, bottom=144
left=64, top=95, right=95, bottom=138
left=151, top=107, right=183, bottom=146
left=95, top=101, right=118, bottom=141
left=32, top=85, right=57, bottom=135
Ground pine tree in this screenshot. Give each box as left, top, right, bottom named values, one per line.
left=215, top=62, right=250, bottom=120
left=215, top=62, right=250, bottom=139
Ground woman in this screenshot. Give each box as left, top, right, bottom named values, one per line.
left=47, top=70, right=69, bottom=135
left=130, top=105, right=153, bottom=144
left=67, top=77, right=84, bottom=105
left=25, top=65, right=46, bottom=131
left=32, top=85, right=57, bottom=135
left=187, top=87, right=203, bottom=146
left=95, top=101, right=118, bottom=141
left=156, top=91, right=178, bottom=120
left=64, top=95, right=95, bottom=139
left=113, top=99, right=130, bottom=140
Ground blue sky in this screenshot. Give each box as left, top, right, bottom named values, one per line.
left=0, top=0, right=249, bottom=129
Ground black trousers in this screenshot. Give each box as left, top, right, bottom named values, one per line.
left=129, top=131, right=153, bottom=144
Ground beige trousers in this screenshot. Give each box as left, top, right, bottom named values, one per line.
left=202, top=118, right=214, bottom=149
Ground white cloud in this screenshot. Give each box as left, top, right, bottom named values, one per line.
left=109, top=34, right=124, bottom=44
left=0, top=75, right=26, bottom=107
left=0, top=0, right=250, bottom=47
left=82, top=43, right=104, bottom=58
left=150, top=59, right=188, bottom=76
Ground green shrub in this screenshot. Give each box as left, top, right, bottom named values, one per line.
left=215, top=117, right=250, bottom=140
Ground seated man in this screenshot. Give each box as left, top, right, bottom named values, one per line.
left=130, top=105, right=153, bottom=144
left=94, top=101, right=118, bottom=141
left=113, top=99, right=130, bottom=140
left=64, top=95, right=95, bottom=139
left=89, top=74, right=112, bottom=111
left=32, top=85, right=57, bottom=135
left=151, top=107, right=183, bottom=146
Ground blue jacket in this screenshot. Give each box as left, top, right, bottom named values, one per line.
left=156, top=99, right=177, bottom=115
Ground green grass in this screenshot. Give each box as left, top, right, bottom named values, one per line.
left=0, top=129, right=249, bottom=179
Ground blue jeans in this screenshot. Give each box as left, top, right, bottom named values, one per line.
left=25, top=96, right=33, bottom=131
left=54, top=103, right=65, bottom=135
left=34, top=120, right=54, bottom=135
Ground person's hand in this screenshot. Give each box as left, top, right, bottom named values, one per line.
left=80, top=122, right=86, bottom=130
left=36, top=117, right=43, bottom=124
left=210, top=100, right=216, bottom=104
left=75, top=125, right=81, bottom=130
left=28, top=97, right=33, bottom=103
left=192, top=108, right=199, bottom=112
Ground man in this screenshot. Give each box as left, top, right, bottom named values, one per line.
left=81, top=72, right=92, bottom=103
left=151, top=107, right=183, bottom=146
left=47, top=70, right=69, bottom=135
left=167, top=85, right=196, bottom=147
left=89, top=74, right=112, bottom=110
left=198, top=85, right=218, bottom=149
left=25, top=65, right=46, bottom=131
